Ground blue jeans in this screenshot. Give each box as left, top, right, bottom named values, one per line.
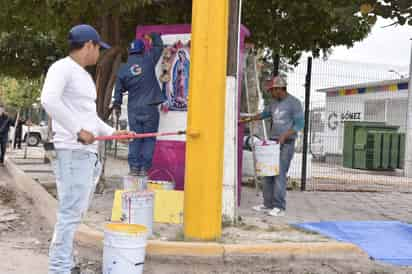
left=128, top=106, right=159, bottom=171
left=262, top=142, right=295, bottom=210
left=49, top=150, right=101, bottom=274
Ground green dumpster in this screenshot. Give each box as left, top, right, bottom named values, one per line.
left=381, top=132, right=391, bottom=169
left=343, top=121, right=399, bottom=170
left=399, top=133, right=406, bottom=169
left=389, top=133, right=399, bottom=169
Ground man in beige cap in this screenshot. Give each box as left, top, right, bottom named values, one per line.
left=243, top=75, right=304, bottom=217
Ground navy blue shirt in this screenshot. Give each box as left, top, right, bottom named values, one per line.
left=0, top=114, right=13, bottom=142
left=114, top=33, right=165, bottom=110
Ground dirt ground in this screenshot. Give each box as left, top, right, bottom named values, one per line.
left=0, top=168, right=50, bottom=274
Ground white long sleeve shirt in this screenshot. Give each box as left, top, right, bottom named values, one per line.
left=41, top=57, right=114, bottom=152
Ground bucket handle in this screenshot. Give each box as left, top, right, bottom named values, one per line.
left=148, top=168, right=175, bottom=184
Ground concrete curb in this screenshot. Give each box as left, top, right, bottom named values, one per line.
left=5, top=156, right=365, bottom=259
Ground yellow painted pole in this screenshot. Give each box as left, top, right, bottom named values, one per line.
left=184, top=0, right=229, bottom=240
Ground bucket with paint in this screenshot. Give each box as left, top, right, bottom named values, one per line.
left=148, top=169, right=175, bottom=190
left=123, top=175, right=147, bottom=191
left=148, top=180, right=175, bottom=190
left=103, top=223, right=147, bottom=274
left=121, top=191, right=154, bottom=236
left=254, top=140, right=280, bottom=176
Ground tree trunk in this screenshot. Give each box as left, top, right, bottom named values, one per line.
left=95, top=11, right=124, bottom=193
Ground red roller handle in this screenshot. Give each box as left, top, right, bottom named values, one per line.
left=95, top=130, right=186, bottom=141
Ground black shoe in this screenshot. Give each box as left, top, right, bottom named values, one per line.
left=71, top=266, right=81, bottom=274
left=128, top=169, right=139, bottom=176
left=138, top=168, right=148, bottom=177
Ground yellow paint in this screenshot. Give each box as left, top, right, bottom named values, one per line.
left=389, top=84, right=397, bottom=92
left=153, top=190, right=184, bottom=224
left=111, top=190, right=124, bottom=222
left=147, top=183, right=163, bottom=190
left=147, top=181, right=175, bottom=190
left=184, top=0, right=229, bottom=240
left=105, top=223, right=147, bottom=235
left=338, top=89, right=345, bottom=96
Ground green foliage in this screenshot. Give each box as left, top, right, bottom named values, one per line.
left=243, top=0, right=374, bottom=65
left=0, top=76, right=42, bottom=110
left=0, top=28, right=63, bottom=78
left=0, top=0, right=410, bottom=79
left=361, top=1, right=412, bottom=26
left=0, top=0, right=192, bottom=78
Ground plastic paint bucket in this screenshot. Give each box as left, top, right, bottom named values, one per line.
left=255, top=140, right=280, bottom=176
left=103, top=223, right=148, bottom=274
left=123, top=175, right=147, bottom=191
left=121, top=191, right=154, bottom=236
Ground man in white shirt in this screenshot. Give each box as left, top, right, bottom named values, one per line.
left=41, top=24, right=128, bottom=274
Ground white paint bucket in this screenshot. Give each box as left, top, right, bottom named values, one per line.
left=123, top=175, right=147, bottom=191
left=121, top=191, right=154, bottom=236
left=255, top=140, right=280, bottom=176
left=103, top=223, right=147, bottom=274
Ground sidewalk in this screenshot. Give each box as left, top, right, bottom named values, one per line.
left=5, top=146, right=412, bottom=273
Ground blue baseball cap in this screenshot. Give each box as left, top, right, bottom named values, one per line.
left=68, top=24, right=110, bottom=49
left=129, top=39, right=145, bottom=54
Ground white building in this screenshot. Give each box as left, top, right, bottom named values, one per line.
left=317, top=78, right=410, bottom=159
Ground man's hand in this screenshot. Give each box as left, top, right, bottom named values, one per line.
left=278, top=134, right=287, bottom=145
left=278, top=129, right=295, bottom=145
left=239, top=115, right=260, bottom=124
left=77, top=129, right=95, bottom=145
left=113, top=130, right=132, bottom=144
left=239, top=117, right=253, bottom=123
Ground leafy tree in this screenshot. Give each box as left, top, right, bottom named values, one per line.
left=0, top=0, right=192, bottom=78
left=242, top=0, right=375, bottom=65
left=360, top=1, right=412, bottom=26
left=0, top=76, right=42, bottom=111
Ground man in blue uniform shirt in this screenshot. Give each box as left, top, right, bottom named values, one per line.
left=113, top=33, right=165, bottom=176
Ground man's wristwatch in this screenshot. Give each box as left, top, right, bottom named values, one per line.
left=77, top=130, right=84, bottom=143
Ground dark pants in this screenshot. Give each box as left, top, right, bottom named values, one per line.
left=14, top=133, right=22, bottom=149
left=128, top=106, right=160, bottom=172
left=0, top=139, right=7, bottom=163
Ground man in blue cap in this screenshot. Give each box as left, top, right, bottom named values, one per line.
left=41, top=24, right=129, bottom=274
left=113, top=33, right=165, bottom=176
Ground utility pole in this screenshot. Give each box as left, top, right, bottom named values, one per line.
left=222, top=0, right=241, bottom=223
left=404, top=41, right=412, bottom=177
left=184, top=0, right=229, bottom=241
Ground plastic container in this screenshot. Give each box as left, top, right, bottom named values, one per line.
left=121, top=191, right=154, bottom=236
left=103, top=223, right=147, bottom=274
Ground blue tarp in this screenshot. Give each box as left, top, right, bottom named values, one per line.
left=294, top=221, right=412, bottom=266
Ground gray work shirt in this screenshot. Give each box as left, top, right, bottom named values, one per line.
left=264, top=94, right=303, bottom=140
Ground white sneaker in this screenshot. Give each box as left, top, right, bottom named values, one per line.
left=268, top=207, right=285, bottom=217
left=252, top=204, right=271, bottom=212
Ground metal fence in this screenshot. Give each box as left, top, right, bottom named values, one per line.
left=286, top=58, right=411, bottom=192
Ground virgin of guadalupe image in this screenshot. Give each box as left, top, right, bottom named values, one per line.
left=172, top=50, right=190, bottom=110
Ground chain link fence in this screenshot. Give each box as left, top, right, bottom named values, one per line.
left=286, top=58, right=411, bottom=192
